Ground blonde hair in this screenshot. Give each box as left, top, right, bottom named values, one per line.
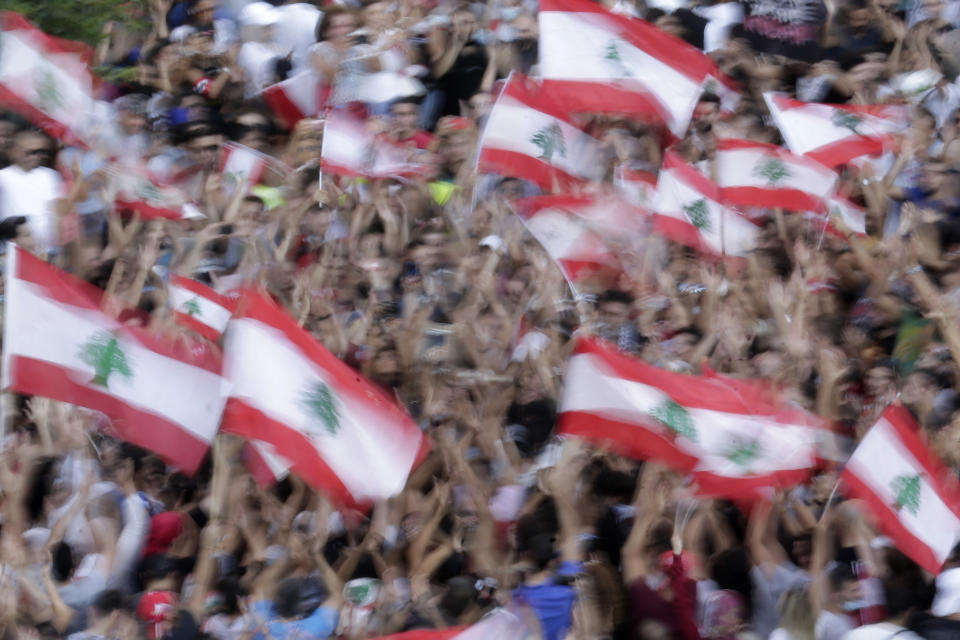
left=778, top=587, right=815, bottom=640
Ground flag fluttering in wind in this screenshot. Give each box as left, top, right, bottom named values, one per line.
left=168, top=275, right=236, bottom=342
left=2, top=246, right=229, bottom=473
left=538, top=0, right=724, bottom=136
left=651, top=151, right=757, bottom=258
left=842, top=405, right=960, bottom=574
left=513, top=194, right=644, bottom=284
left=764, top=93, right=906, bottom=168
left=261, top=71, right=330, bottom=129
left=0, top=12, right=96, bottom=146
left=370, top=609, right=537, bottom=640
left=715, top=139, right=838, bottom=213
left=321, top=110, right=431, bottom=179
left=219, top=142, right=275, bottom=196
left=478, top=74, right=605, bottom=191
left=221, top=290, right=428, bottom=507
left=559, top=337, right=817, bottom=497
left=112, top=169, right=194, bottom=220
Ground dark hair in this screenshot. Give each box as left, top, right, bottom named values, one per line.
left=140, top=554, right=176, bottom=586
left=92, top=589, right=128, bottom=617
left=440, top=576, right=477, bottom=618
left=51, top=541, right=74, bottom=582
left=827, top=564, right=858, bottom=593
left=274, top=577, right=304, bottom=619
left=0, top=216, right=28, bottom=242
left=882, top=551, right=931, bottom=617
left=316, top=6, right=357, bottom=41
left=598, top=290, right=634, bottom=306
left=698, top=93, right=722, bottom=105
left=710, top=548, right=754, bottom=621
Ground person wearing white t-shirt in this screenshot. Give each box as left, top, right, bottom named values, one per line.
left=0, top=130, right=65, bottom=253
left=842, top=553, right=928, bottom=640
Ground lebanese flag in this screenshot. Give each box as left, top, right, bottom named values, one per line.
left=0, top=13, right=95, bottom=146
left=810, top=195, right=867, bottom=239
left=478, top=74, right=605, bottom=191
left=221, top=290, right=429, bottom=507
left=538, top=0, right=721, bottom=136
left=651, top=151, right=757, bottom=258
left=1, top=246, right=229, bottom=474
left=321, top=110, right=430, bottom=179
left=614, top=166, right=657, bottom=208
left=113, top=169, right=191, bottom=220
left=559, top=337, right=817, bottom=497
left=764, top=93, right=906, bottom=168
left=512, top=194, right=643, bottom=283
left=841, top=405, right=960, bottom=574
left=261, top=71, right=330, bottom=129
left=168, top=275, right=236, bottom=342
left=244, top=440, right=292, bottom=487
left=715, top=139, right=838, bottom=213
left=219, top=143, right=272, bottom=195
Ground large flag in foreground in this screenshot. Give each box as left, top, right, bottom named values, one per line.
left=559, top=337, right=816, bottom=496
left=221, top=291, right=428, bottom=507
left=0, top=12, right=95, bottom=146
left=715, top=139, right=838, bottom=213
left=764, top=93, right=905, bottom=168
left=651, top=151, right=757, bottom=258
left=478, top=75, right=605, bottom=191
left=842, top=405, right=960, bottom=574
left=538, top=0, right=718, bottom=136
left=2, top=246, right=229, bottom=473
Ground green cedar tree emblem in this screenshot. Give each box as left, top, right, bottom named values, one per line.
left=530, top=123, right=566, bottom=161
left=603, top=39, right=633, bottom=77
left=831, top=110, right=863, bottom=134
left=649, top=399, right=698, bottom=442
left=36, top=67, right=62, bottom=113
left=136, top=180, right=162, bottom=203
left=725, top=437, right=762, bottom=467
left=78, top=331, right=133, bottom=388
left=182, top=298, right=203, bottom=317
left=752, top=156, right=791, bottom=186
left=891, top=473, right=922, bottom=516
left=300, top=381, right=341, bottom=436
left=682, top=198, right=711, bottom=231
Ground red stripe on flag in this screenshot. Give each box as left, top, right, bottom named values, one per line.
left=0, top=85, right=85, bottom=147
left=243, top=442, right=282, bottom=488
left=478, top=148, right=585, bottom=192
left=573, top=338, right=755, bottom=412
left=662, top=152, right=723, bottom=201
left=170, top=275, right=237, bottom=311
left=8, top=356, right=210, bottom=474
left=538, top=80, right=672, bottom=127
left=694, top=467, right=813, bottom=499
left=262, top=85, right=307, bottom=130
left=720, top=186, right=826, bottom=214
left=173, top=311, right=223, bottom=343
left=114, top=197, right=184, bottom=221
left=371, top=628, right=467, bottom=640
left=1, top=12, right=94, bottom=63
left=222, top=398, right=362, bottom=509
left=804, top=137, right=889, bottom=168
left=559, top=410, right=699, bottom=471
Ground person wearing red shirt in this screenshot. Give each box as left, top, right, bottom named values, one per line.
left=390, top=97, right=435, bottom=149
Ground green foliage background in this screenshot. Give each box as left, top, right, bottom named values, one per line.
left=4, top=0, right=148, bottom=46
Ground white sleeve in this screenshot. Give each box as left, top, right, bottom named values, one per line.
left=106, top=494, right=149, bottom=589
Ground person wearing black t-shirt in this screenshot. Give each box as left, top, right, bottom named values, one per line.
left=428, top=7, right=490, bottom=118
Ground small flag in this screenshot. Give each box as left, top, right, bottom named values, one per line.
left=221, top=290, right=429, bottom=507
left=219, top=142, right=272, bottom=196
left=841, top=405, right=960, bottom=574
left=559, top=337, right=817, bottom=497
left=168, top=275, right=236, bottom=342
left=1, top=246, right=229, bottom=473
left=113, top=168, right=193, bottom=220
left=261, top=71, right=330, bottom=129
left=651, top=151, right=757, bottom=258
left=478, top=74, right=605, bottom=191
left=715, top=138, right=838, bottom=213
left=321, top=110, right=431, bottom=179
left=764, top=93, right=906, bottom=168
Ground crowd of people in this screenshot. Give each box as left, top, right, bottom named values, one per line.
left=7, top=0, right=960, bottom=638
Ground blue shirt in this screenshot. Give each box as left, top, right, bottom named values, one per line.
left=248, top=601, right=338, bottom=639
left=512, top=561, right=581, bottom=640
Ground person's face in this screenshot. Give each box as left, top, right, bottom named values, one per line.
left=391, top=102, right=419, bottom=135
left=902, top=372, right=934, bottom=406
left=363, top=1, right=392, bottom=32
left=236, top=115, right=271, bottom=152
left=865, top=366, right=896, bottom=398
left=119, top=110, right=148, bottom=136
left=655, top=15, right=684, bottom=37
left=440, top=131, right=472, bottom=168
left=692, top=101, right=719, bottom=126
left=452, top=11, right=478, bottom=39
left=326, top=13, right=358, bottom=45
left=599, top=300, right=629, bottom=326
left=193, top=0, right=216, bottom=25
left=189, top=134, right=222, bottom=170
left=13, top=134, right=49, bottom=171
left=496, top=178, right=524, bottom=201
left=512, top=15, right=537, bottom=40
